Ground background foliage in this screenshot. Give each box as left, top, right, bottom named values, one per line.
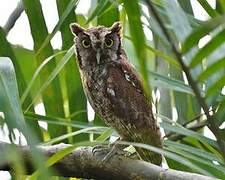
left=0, top=0, right=225, bottom=179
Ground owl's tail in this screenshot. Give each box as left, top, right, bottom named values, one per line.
left=136, top=146, right=162, bottom=165
left=134, top=128, right=162, bottom=165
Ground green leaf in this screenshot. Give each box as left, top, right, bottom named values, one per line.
left=171, top=68, right=189, bottom=124
left=143, top=9, right=168, bottom=46
left=161, top=122, right=218, bottom=148
left=178, top=0, right=194, bottom=14
left=0, top=28, right=42, bottom=140
left=86, top=0, right=110, bottom=24
left=198, top=56, right=225, bottom=81
left=166, top=158, right=193, bottom=173
left=118, top=141, right=212, bottom=176
left=0, top=57, right=49, bottom=177
left=24, top=111, right=92, bottom=130
left=0, top=57, right=25, bottom=136
left=182, top=15, right=225, bottom=53
left=24, top=46, right=74, bottom=112
left=163, top=0, right=192, bottom=43
left=197, top=0, right=219, bottom=18
left=23, top=0, right=66, bottom=138
left=206, top=75, right=225, bottom=96
left=124, top=35, right=180, bottom=69
left=162, top=0, right=202, bottom=106
left=190, top=28, right=225, bottom=68
left=123, top=0, right=151, bottom=98
left=57, top=0, right=88, bottom=143
left=21, top=51, right=66, bottom=104
left=154, top=39, right=172, bottom=128
left=162, top=0, right=202, bottom=120
left=97, top=1, right=119, bottom=27
left=0, top=28, right=25, bottom=97
left=165, top=140, right=224, bottom=165
left=43, top=127, right=108, bottom=145
left=156, top=113, right=183, bottom=128
left=95, top=128, right=114, bottom=141
left=149, top=71, right=194, bottom=95
left=217, top=0, right=225, bottom=13
left=165, top=2, right=191, bottom=124
left=36, top=0, right=79, bottom=55
left=13, top=46, right=39, bottom=98
left=165, top=146, right=225, bottom=177
left=215, top=97, right=225, bottom=126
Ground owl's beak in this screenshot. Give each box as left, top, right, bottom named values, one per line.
left=96, top=49, right=101, bottom=65
left=93, top=39, right=102, bottom=65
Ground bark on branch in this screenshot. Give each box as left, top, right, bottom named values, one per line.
left=0, top=141, right=214, bottom=180
left=3, top=0, right=24, bottom=34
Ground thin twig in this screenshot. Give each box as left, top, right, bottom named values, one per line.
left=165, top=108, right=214, bottom=139
left=3, top=0, right=24, bottom=34
left=145, top=0, right=225, bottom=160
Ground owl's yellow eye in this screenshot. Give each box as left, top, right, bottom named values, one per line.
left=105, top=38, right=114, bottom=48
left=82, top=39, right=91, bottom=48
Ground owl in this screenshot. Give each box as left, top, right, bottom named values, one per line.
left=70, top=22, right=162, bottom=165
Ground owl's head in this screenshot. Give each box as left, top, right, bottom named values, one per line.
left=70, top=22, right=122, bottom=68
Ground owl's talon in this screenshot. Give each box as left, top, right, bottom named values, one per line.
left=102, top=147, right=117, bottom=162
left=124, top=151, right=139, bottom=160
left=92, top=144, right=127, bottom=163
left=92, top=145, right=111, bottom=156
left=102, top=145, right=127, bottom=163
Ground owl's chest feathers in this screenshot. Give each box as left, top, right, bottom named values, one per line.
left=81, top=65, right=133, bottom=135
left=80, top=65, right=113, bottom=119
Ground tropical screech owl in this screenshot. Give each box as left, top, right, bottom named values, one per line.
left=70, top=22, right=162, bottom=165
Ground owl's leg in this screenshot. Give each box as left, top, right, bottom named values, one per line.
left=102, top=137, right=134, bottom=162
left=109, top=137, right=129, bottom=150
left=115, top=137, right=140, bottom=160
left=91, top=140, right=119, bottom=157
left=92, top=145, right=111, bottom=157
left=110, top=137, right=142, bottom=161
left=102, top=144, right=123, bottom=162
left=91, top=137, right=130, bottom=162
left=91, top=137, right=121, bottom=156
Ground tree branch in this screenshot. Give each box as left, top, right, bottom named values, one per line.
left=0, top=141, right=214, bottom=180
left=3, top=0, right=24, bottom=34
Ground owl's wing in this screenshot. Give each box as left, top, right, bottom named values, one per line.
left=106, top=50, right=155, bottom=129
left=119, top=49, right=144, bottom=95
left=106, top=52, right=162, bottom=164
left=106, top=50, right=162, bottom=164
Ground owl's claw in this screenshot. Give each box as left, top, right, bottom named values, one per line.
left=102, top=146, right=118, bottom=162
left=92, top=145, right=111, bottom=156
left=92, top=144, right=128, bottom=163
left=102, top=145, right=133, bottom=162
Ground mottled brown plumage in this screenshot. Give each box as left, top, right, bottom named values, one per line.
left=70, top=22, right=162, bottom=165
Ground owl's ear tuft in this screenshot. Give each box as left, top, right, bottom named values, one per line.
left=111, top=22, right=122, bottom=34
left=70, top=23, right=85, bottom=36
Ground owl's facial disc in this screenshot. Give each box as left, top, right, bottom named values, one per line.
left=70, top=22, right=122, bottom=66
